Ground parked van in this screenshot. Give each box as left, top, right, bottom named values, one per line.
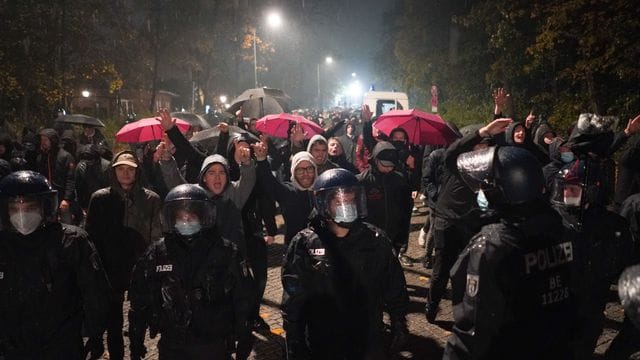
left=363, top=91, right=409, bottom=117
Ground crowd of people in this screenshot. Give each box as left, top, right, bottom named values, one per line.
left=0, top=88, right=639, bottom=359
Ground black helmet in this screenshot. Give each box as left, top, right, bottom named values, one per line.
left=457, top=146, right=544, bottom=207
left=312, top=168, right=367, bottom=227
left=0, top=170, right=58, bottom=234
left=162, top=184, right=216, bottom=237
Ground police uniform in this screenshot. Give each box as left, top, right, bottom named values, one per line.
left=127, top=227, right=252, bottom=360
left=282, top=218, right=409, bottom=359
left=0, top=223, right=110, bottom=359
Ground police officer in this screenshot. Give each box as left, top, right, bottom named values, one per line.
left=127, top=184, right=252, bottom=360
left=0, top=171, right=110, bottom=359
left=282, top=168, right=409, bottom=359
left=550, top=158, right=634, bottom=358
left=444, top=146, right=577, bottom=359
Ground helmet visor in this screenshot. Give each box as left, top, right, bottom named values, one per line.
left=316, top=186, right=367, bottom=223
left=456, top=146, right=497, bottom=192
left=162, top=199, right=216, bottom=234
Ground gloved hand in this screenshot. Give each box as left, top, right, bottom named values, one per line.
left=83, top=336, right=104, bottom=360
left=390, top=319, right=409, bottom=352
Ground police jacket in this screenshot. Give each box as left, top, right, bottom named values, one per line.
left=282, top=218, right=409, bottom=359
left=444, top=204, right=577, bottom=360
left=0, top=223, right=110, bottom=359
left=357, top=166, right=412, bottom=247
left=128, top=229, right=251, bottom=351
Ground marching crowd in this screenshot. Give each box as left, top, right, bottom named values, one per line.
left=0, top=88, right=639, bottom=359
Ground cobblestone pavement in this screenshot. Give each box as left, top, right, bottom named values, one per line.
left=109, top=200, right=625, bottom=359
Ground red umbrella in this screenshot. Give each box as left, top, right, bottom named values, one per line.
left=374, top=109, right=459, bottom=146
left=116, top=117, right=190, bottom=143
left=256, top=113, right=323, bottom=139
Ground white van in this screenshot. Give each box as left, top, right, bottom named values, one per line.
left=363, top=91, right=409, bottom=117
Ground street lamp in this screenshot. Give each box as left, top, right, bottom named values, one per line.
left=254, top=11, right=283, bottom=87
left=317, top=56, right=333, bottom=109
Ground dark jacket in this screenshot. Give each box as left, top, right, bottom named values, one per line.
left=356, top=144, right=411, bottom=250
left=85, top=151, right=162, bottom=291
left=0, top=223, right=110, bottom=359
left=128, top=229, right=251, bottom=353
left=36, top=129, right=76, bottom=201
left=421, top=147, right=445, bottom=208
left=338, top=133, right=358, bottom=165
left=282, top=218, right=408, bottom=359
left=444, top=204, right=577, bottom=360
left=328, top=154, right=358, bottom=174
left=256, top=159, right=315, bottom=245
left=74, top=145, right=111, bottom=210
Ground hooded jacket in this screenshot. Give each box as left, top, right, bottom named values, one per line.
left=74, top=144, right=111, bottom=210
left=197, top=154, right=252, bottom=256
left=504, top=122, right=549, bottom=165
left=307, top=134, right=337, bottom=175
left=36, top=128, right=76, bottom=201
left=85, top=150, right=163, bottom=291
left=256, top=152, right=316, bottom=245
left=356, top=142, right=412, bottom=249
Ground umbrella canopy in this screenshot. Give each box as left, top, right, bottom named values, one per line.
left=170, top=112, right=211, bottom=129
left=189, top=125, right=260, bottom=154
left=374, top=109, right=459, bottom=146
left=116, top=117, right=190, bottom=143
left=55, top=114, right=105, bottom=128
left=256, top=113, right=323, bottom=140
left=227, top=87, right=291, bottom=119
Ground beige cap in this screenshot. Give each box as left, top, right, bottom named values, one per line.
left=112, top=152, right=138, bottom=168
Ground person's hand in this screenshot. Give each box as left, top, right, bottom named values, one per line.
left=492, top=88, right=509, bottom=115
left=264, top=235, right=275, bottom=245
left=525, top=111, right=536, bottom=129
left=624, top=114, right=640, bottom=136
left=290, top=123, right=306, bottom=145
left=361, top=104, right=373, bottom=122
left=155, top=141, right=172, bottom=162
left=218, top=122, right=229, bottom=134
left=59, top=199, right=70, bottom=210
left=235, top=140, right=251, bottom=165
left=479, top=118, right=513, bottom=137
left=411, top=191, right=418, bottom=200
left=156, top=108, right=176, bottom=131
left=252, top=141, right=268, bottom=161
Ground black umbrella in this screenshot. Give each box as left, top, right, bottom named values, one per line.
left=189, top=125, right=260, bottom=154
left=55, top=114, right=105, bottom=128
left=170, top=112, right=211, bottom=129
left=227, top=87, right=291, bottom=119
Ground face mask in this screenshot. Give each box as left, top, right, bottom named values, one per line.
left=391, top=140, right=406, bottom=151
left=10, top=211, right=43, bottom=235
left=560, top=152, right=574, bottom=163
left=334, top=203, right=358, bottom=223
left=175, top=221, right=202, bottom=236
left=563, top=196, right=581, bottom=207
left=476, top=189, right=489, bottom=211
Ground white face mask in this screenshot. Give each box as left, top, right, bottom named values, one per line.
left=10, top=211, right=43, bottom=235
left=476, top=189, right=489, bottom=211
left=334, top=203, right=358, bottom=223
left=174, top=221, right=202, bottom=236
left=563, top=196, right=581, bottom=207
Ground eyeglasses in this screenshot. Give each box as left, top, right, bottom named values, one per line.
left=294, top=166, right=315, bottom=175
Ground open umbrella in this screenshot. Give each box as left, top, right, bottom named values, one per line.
left=116, top=117, right=190, bottom=143
left=170, top=112, right=211, bottom=129
left=374, top=109, right=459, bottom=146
left=55, top=114, right=105, bottom=128
left=189, top=125, right=260, bottom=153
left=256, top=113, right=323, bottom=140
left=227, top=87, right=291, bottom=119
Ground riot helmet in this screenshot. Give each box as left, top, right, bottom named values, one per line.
left=457, top=146, right=544, bottom=208
left=312, top=168, right=367, bottom=228
left=162, top=184, right=216, bottom=238
left=0, top=170, right=58, bottom=235
left=550, top=158, right=612, bottom=209
left=618, top=265, right=640, bottom=331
